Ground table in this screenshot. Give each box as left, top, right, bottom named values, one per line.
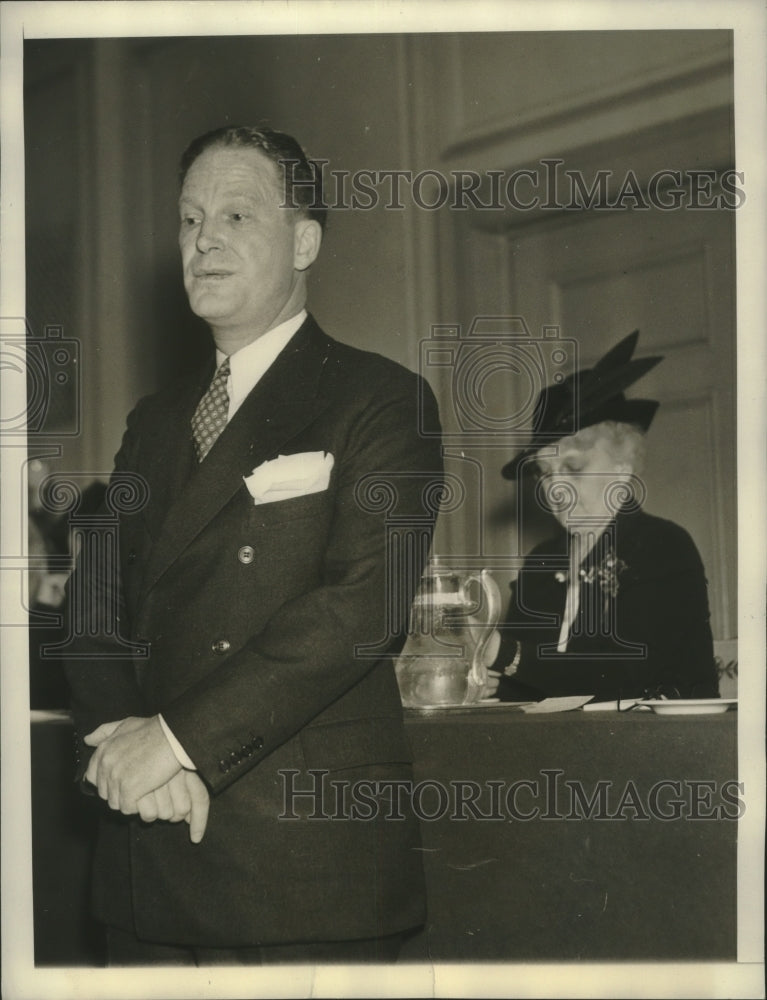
left=401, top=707, right=737, bottom=961
left=30, top=707, right=737, bottom=964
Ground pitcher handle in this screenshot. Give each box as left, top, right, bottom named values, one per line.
left=467, top=569, right=502, bottom=689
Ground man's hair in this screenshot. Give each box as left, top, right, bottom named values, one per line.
left=179, top=125, right=327, bottom=230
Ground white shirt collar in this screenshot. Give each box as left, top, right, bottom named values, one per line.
left=216, top=310, right=307, bottom=419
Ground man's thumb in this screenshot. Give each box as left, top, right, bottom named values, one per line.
left=83, top=720, right=122, bottom=746
left=187, top=775, right=210, bottom=844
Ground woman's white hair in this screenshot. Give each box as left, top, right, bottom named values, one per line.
left=570, top=420, right=647, bottom=474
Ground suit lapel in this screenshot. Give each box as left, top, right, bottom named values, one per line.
left=140, top=365, right=212, bottom=541
left=139, top=318, right=335, bottom=599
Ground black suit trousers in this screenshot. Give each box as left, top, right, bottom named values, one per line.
left=105, top=924, right=403, bottom=965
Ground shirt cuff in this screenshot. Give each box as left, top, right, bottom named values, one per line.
left=158, top=713, right=197, bottom=770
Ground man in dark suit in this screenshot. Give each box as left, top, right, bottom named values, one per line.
left=65, top=125, right=442, bottom=965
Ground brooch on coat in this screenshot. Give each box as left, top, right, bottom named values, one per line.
left=555, top=550, right=628, bottom=611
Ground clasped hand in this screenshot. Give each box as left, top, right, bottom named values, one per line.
left=84, top=716, right=209, bottom=843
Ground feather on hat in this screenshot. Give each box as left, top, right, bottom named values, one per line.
left=501, top=331, right=663, bottom=479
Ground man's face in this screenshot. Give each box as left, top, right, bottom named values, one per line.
left=178, top=145, right=317, bottom=344
left=535, top=426, right=633, bottom=531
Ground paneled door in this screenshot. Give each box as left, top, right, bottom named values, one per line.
left=444, top=205, right=736, bottom=641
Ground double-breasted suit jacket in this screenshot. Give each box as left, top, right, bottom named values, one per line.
left=66, top=315, right=443, bottom=946
left=495, top=508, right=719, bottom=702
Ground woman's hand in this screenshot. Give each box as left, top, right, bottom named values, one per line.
left=481, top=669, right=502, bottom=699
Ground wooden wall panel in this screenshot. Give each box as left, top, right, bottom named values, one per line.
left=556, top=245, right=710, bottom=356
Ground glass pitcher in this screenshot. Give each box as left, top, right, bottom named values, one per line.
left=395, top=560, right=502, bottom=707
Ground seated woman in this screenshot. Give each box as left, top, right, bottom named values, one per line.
left=492, top=331, right=719, bottom=703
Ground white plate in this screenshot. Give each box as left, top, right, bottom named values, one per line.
left=639, top=698, right=737, bottom=715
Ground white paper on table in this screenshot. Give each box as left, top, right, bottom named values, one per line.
left=521, top=695, right=594, bottom=714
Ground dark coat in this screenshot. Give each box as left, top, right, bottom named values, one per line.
left=495, top=508, right=719, bottom=702
left=65, top=316, right=443, bottom=947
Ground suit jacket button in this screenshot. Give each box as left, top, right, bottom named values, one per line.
left=253, top=737, right=264, bottom=750
left=211, top=639, right=231, bottom=654
left=127, top=550, right=137, bottom=563
left=238, top=545, right=255, bottom=564
left=219, top=759, right=230, bottom=774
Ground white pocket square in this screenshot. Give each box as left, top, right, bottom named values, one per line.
left=243, top=451, right=334, bottom=505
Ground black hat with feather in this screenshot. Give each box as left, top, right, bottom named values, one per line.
left=501, top=331, right=663, bottom=479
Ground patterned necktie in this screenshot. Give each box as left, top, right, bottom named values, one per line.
left=191, top=357, right=231, bottom=461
